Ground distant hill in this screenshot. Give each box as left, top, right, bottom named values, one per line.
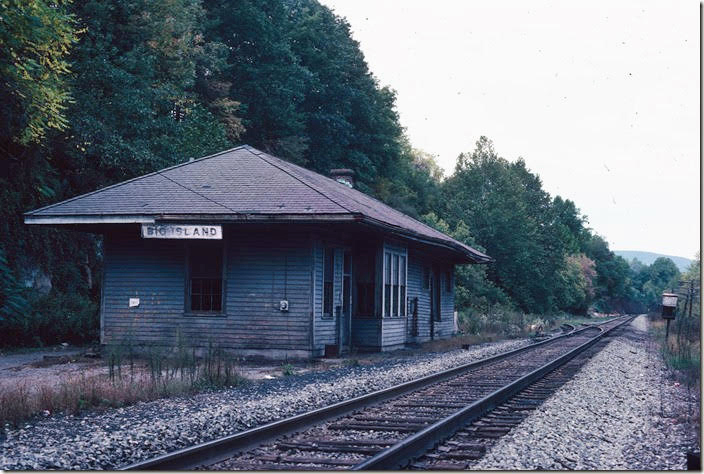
left=614, top=250, right=693, bottom=272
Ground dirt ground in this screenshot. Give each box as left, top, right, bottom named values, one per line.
left=0, top=345, right=106, bottom=393
left=0, top=343, right=419, bottom=393
left=0, top=333, right=516, bottom=395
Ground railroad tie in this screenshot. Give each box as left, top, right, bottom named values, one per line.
left=275, top=442, right=383, bottom=455
left=411, top=460, right=469, bottom=470
left=327, top=422, right=425, bottom=432
left=257, top=454, right=361, bottom=466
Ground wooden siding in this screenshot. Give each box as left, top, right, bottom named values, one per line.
left=352, top=318, right=380, bottom=348
left=406, top=249, right=455, bottom=343
left=381, top=318, right=406, bottom=347
left=438, top=267, right=455, bottom=338
left=311, top=242, right=343, bottom=355
left=101, top=226, right=460, bottom=358
left=102, top=227, right=313, bottom=356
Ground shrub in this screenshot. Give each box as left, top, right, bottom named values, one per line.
left=0, top=290, right=98, bottom=348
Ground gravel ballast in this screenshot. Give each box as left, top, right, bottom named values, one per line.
left=1, top=338, right=529, bottom=470
left=472, top=315, right=700, bottom=470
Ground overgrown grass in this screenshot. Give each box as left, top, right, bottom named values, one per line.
left=0, top=336, right=245, bottom=427
left=433, top=306, right=609, bottom=352
left=649, top=313, right=700, bottom=386
left=457, top=304, right=599, bottom=341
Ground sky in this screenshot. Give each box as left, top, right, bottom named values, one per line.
left=320, top=0, right=700, bottom=259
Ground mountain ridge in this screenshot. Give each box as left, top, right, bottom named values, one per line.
left=614, top=250, right=693, bottom=272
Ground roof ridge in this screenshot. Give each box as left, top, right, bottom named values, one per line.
left=250, top=149, right=355, bottom=215
left=253, top=149, right=463, bottom=246
left=24, top=145, right=248, bottom=216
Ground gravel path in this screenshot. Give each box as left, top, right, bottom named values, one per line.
left=1, top=338, right=529, bottom=470
left=0, top=346, right=86, bottom=371
left=472, top=315, right=700, bottom=470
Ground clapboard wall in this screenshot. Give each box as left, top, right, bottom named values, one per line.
left=311, top=242, right=343, bottom=356
left=101, top=226, right=460, bottom=358
left=406, top=249, right=455, bottom=343
left=102, top=226, right=314, bottom=358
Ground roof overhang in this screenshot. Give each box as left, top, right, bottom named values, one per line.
left=356, top=216, right=493, bottom=264
left=24, top=212, right=493, bottom=264
left=24, top=215, right=158, bottom=225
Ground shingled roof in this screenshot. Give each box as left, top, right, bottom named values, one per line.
left=25, top=145, right=491, bottom=263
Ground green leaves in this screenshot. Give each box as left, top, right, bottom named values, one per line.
left=0, top=248, right=27, bottom=322
left=0, top=0, right=80, bottom=144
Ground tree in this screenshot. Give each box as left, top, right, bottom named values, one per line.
left=204, top=0, right=308, bottom=162
left=557, top=254, right=597, bottom=314
left=286, top=0, right=404, bottom=189
left=420, top=212, right=509, bottom=311
left=443, top=137, right=570, bottom=313
left=0, top=0, right=80, bottom=146
left=58, top=0, right=232, bottom=186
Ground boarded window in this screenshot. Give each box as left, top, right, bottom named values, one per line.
left=189, top=242, right=223, bottom=312
left=323, top=247, right=334, bottom=317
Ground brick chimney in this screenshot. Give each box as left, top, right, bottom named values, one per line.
left=329, top=168, right=355, bottom=188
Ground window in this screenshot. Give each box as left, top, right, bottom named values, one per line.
left=323, top=247, right=334, bottom=317
left=423, top=266, right=430, bottom=290
left=383, top=248, right=407, bottom=317
left=384, top=252, right=391, bottom=316
left=343, top=251, right=351, bottom=315
left=188, top=242, right=223, bottom=313
left=446, top=269, right=452, bottom=293
left=400, top=256, right=407, bottom=317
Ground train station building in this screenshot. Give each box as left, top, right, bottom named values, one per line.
left=25, top=146, right=491, bottom=358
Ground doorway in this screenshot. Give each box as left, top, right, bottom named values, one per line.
left=429, top=269, right=441, bottom=340
left=340, top=250, right=352, bottom=352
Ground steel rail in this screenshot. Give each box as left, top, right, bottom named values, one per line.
left=353, top=316, right=633, bottom=470
left=120, top=318, right=621, bottom=470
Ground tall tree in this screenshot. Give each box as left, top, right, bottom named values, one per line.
left=0, top=0, right=79, bottom=147
left=204, top=0, right=308, bottom=162
left=582, top=234, right=633, bottom=311
left=444, top=137, right=556, bottom=312
left=57, top=0, right=233, bottom=187
left=286, top=0, right=403, bottom=190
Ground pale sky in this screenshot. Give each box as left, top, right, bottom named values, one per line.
left=320, top=0, right=700, bottom=259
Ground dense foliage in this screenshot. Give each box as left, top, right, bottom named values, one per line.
left=0, top=0, right=696, bottom=347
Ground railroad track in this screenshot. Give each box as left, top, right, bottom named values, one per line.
left=410, top=324, right=626, bottom=470
left=121, top=316, right=633, bottom=471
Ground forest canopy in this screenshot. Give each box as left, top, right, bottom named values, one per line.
left=0, top=0, right=695, bottom=346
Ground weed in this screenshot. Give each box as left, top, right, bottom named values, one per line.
left=281, top=363, right=295, bottom=376
left=649, top=313, right=700, bottom=387
left=0, top=337, right=245, bottom=427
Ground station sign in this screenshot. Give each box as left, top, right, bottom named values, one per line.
left=661, top=292, right=678, bottom=320
left=662, top=293, right=678, bottom=307
left=141, top=224, right=222, bottom=239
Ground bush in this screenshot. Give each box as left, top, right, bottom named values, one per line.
left=459, top=304, right=585, bottom=339
left=0, top=290, right=98, bottom=348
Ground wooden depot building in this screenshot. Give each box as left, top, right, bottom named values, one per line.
left=25, top=146, right=492, bottom=358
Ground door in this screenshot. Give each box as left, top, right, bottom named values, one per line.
left=341, top=250, right=352, bottom=350
left=429, top=270, right=441, bottom=340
